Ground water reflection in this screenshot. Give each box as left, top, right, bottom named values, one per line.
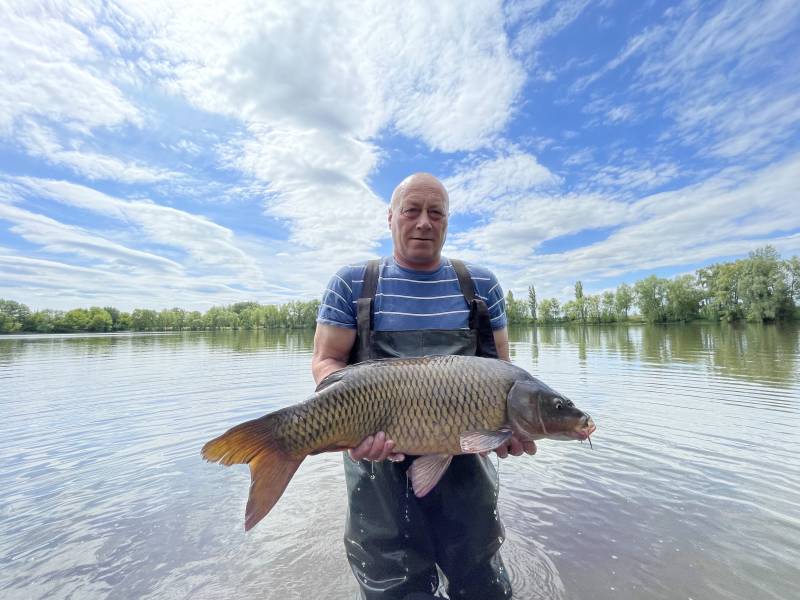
left=508, top=322, right=799, bottom=387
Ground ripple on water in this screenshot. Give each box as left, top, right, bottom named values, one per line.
left=1, top=326, right=800, bottom=600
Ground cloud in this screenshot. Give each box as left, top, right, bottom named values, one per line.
left=446, top=193, right=632, bottom=265
left=574, top=0, right=800, bottom=163
left=16, top=120, right=178, bottom=184
left=492, top=152, right=800, bottom=297
left=134, top=0, right=526, bottom=225
left=0, top=201, right=182, bottom=273
left=443, top=151, right=561, bottom=214
left=0, top=2, right=142, bottom=135
left=8, top=177, right=263, bottom=279
left=510, top=0, right=592, bottom=57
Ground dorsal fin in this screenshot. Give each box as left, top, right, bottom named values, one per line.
left=315, top=368, right=348, bottom=392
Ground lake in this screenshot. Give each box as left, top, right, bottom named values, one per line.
left=1, top=323, right=798, bottom=599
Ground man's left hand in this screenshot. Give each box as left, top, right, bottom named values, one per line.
left=484, top=435, right=536, bottom=459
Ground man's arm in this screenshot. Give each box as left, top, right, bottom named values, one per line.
left=493, top=327, right=510, bottom=362
left=312, top=323, right=356, bottom=385
left=312, top=324, right=403, bottom=462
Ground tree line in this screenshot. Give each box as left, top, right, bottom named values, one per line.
left=0, top=300, right=321, bottom=333
left=505, top=246, right=800, bottom=325
left=3, top=246, right=798, bottom=334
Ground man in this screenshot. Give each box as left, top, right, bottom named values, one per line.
left=312, top=173, right=536, bottom=599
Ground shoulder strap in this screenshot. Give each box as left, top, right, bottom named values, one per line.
left=450, top=258, right=499, bottom=358
left=360, top=258, right=380, bottom=300
left=450, top=259, right=476, bottom=302
left=354, top=259, right=381, bottom=362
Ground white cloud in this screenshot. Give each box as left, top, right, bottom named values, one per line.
left=575, top=0, right=800, bottom=162
left=17, top=120, right=178, bottom=184
left=0, top=2, right=142, bottom=135
left=446, top=193, right=632, bottom=265
left=0, top=201, right=182, bottom=273
left=9, top=177, right=263, bottom=280
left=510, top=0, right=591, bottom=57
left=126, top=0, right=527, bottom=258
left=443, top=151, right=561, bottom=214
left=492, top=152, right=800, bottom=298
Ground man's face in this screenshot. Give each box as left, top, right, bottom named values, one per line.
left=389, top=177, right=449, bottom=269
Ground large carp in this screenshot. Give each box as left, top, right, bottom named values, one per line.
left=202, top=355, right=595, bottom=531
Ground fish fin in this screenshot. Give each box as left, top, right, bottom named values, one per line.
left=245, top=452, right=303, bottom=531
left=459, top=429, right=513, bottom=453
left=409, top=454, right=453, bottom=497
left=201, top=414, right=303, bottom=531
left=315, top=369, right=347, bottom=392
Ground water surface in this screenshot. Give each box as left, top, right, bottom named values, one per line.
left=1, top=323, right=798, bottom=599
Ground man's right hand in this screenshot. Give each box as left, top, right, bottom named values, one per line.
left=349, top=431, right=406, bottom=462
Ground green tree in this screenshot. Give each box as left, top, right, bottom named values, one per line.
left=103, top=306, right=124, bottom=330
left=561, top=299, right=579, bottom=322
left=117, top=312, right=133, bottom=331
left=601, top=291, right=616, bottom=322
left=738, top=246, right=792, bottom=321
left=615, top=283, right=633, bottom=320
left=527, top=285, right=537, bottom=323
left=505, top=290, right=529, bottom=325
left=58, top=308, right=91, bottom=331
left=634, top=275, right=669, bottom=322
left=665, top=275, right=701, bottom=322
left=26, top=310, right=58, bottom=333
left=87, top=307, right=113, bottom=332
left=537, top=298, right=560, bottom=323
left=786, top=256, right=800, bottom=303
left=205, top=306, right=239, bottom=329
left=131, top=309, right=159, bottom=331
left=697, top=262, right=743, bottom=321
left=574, top=281, right=587, bottom=323
left=0, top=299, right=31, bottom=332
left=586, top=295, right=601, bottom=323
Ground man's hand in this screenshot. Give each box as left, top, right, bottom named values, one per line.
left=483, top=435, right=536, bottom=459
left=349, top=431, right=406, bottom=462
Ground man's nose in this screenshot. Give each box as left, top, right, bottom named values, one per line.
left=416, top=211, right=433, bottom=229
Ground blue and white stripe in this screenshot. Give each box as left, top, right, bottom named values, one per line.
left=317, top=257, right=507, bottom=331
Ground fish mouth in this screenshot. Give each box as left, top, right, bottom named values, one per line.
left=567, top=419, right=596, bottom=441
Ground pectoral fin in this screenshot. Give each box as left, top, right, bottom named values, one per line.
left=409, top=454, right=453, bottom=497
left=459, top=429, right=513, bottom=453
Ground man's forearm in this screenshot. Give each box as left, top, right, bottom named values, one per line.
left=312, top=357, right=347, bottom=386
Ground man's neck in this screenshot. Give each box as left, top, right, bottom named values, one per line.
left=392, top=253, right=442, bottom=272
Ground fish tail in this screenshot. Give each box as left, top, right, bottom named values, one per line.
left=201, top=414, right=304, bottom=531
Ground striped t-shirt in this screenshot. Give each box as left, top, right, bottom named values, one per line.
left=317, top=257, right=507, bottom=331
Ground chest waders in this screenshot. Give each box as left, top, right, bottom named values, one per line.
left=343, top=259, right=513, bottom=600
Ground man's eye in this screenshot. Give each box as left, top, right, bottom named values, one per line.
left=403, top=208, right=420, bottom=217
left=429, top=210, right=444, bottom=219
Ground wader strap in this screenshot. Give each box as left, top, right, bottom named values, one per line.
left=354, top=258, right=381, bottom=362
left=451, top=259, right=498, bottom=358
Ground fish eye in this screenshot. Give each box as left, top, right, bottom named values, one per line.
left=555, top=401, right=563, bottom=410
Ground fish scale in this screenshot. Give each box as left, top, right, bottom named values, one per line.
left=280, top=355, right=518, bottom=456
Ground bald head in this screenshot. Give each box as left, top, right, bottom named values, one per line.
left=388, top=172, right=449, bottom=270
left=390, top=173, right=449, bottom=212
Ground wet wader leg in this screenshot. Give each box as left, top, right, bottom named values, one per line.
left=420, top=455, right=512, bottom=600
left=343, top=455, right=439, bottom=599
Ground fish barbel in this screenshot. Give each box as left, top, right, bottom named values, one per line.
left=202, top=355, right=595, bottom=530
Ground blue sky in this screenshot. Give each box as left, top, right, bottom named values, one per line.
left=1, top=0, right=798, bottom=311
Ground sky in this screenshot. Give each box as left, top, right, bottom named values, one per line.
left=1, top=0, right=799, bottom=312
